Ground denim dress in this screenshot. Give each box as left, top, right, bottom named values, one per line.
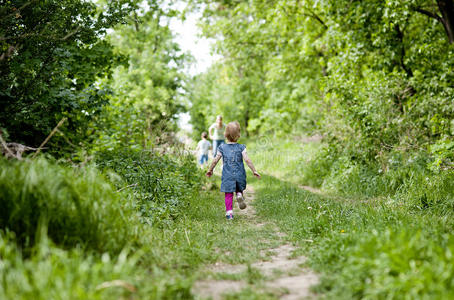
left=218, top=143, right=247, bottom=193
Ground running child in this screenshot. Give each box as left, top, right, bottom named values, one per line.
left=196, top=132, right=211, bottom=166
left=206, top=121, right=260, bottom=220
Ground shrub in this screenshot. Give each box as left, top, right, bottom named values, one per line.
left=95, top=148, right=204, bottom=226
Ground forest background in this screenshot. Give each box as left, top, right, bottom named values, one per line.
left=1, top=0, right=454, bottom=298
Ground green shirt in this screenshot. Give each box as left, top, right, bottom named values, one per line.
left=209, top=123, right=226, bottom=140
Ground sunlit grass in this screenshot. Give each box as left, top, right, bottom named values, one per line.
left=249, top=140, right=454, bottom=299
left=0, top=155, right=283, bottom=299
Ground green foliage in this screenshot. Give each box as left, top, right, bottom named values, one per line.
left=0, top=0, right=133, bottom=151
left=84, top=4, right=190, bottom=153
left=190, top=0, right=454, bottom=196
left=0, top=157, right=141, bottom=254
left=254, top=161, right=454, bottom=299
left=189, top=0, right=330, bottom=135
left=1, top=1, right=189, bottom=158
left=0, top=231, right=148, bottom=300
left=95, top=148, right=204, bottom=226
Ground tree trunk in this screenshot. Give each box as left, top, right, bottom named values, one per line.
left=395, top=24, right=413, bottom=78
left=437, top=0, right=454, bottom=43
left=244, top=102, right=249, bottom=137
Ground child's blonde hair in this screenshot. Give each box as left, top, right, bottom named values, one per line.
left=224, top=121, right=241, bottom=142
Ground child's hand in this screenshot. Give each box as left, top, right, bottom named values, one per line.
left=253, top=172, right=261, bottom=179
left=206, top=170, right=213, bottom=177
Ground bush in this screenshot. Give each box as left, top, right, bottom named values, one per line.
left=298, top=144, right=336, bottom=188
left=0, top=157, right=142, bottom=254
left=95, top=148, right=204, bottom=226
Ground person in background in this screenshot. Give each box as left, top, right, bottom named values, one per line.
left=209, top=115, right=226, bottom=157
left=206, top=121, right=261, bottom=220
left=196, top=132, right=211, bottom=167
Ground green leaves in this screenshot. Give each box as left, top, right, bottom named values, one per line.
left=0, top=0, right=135, bottom=153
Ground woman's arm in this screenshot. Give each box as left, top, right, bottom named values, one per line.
left=242, top=151, right=260, bottom=178
left=206, top=153, right=222, bottom=177
left=208, top=124, right=214, bottom=140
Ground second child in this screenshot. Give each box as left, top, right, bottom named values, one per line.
left=196, top=132, right=212, bottom=166
left=206, top=121, right=260, bottom=220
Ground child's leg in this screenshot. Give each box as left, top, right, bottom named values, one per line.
left=225, top=192, right=233, bottom=215
left=235, top=183, right=243, bottom=197
left=235, top=184, right=246, bottom=209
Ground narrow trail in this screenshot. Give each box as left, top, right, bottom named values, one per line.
left=192, top=186, right=318, bottom=300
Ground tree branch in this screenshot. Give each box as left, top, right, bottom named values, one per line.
left=414, top=7, right=444, bottom=23
left=0, top=134, right=16, bottom=159
left=0, top=0, right=38, bottom=22
left=302, top=10, right=328, bottom=30
left=32, top=117, right=67, bottom=158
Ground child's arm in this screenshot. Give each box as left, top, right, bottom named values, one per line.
left=242, top=151, right=261, bottom=178
left=206, top=153, right=221, bottom=177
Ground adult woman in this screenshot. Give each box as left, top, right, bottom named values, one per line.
left=209, top=115, right=226, bottom=157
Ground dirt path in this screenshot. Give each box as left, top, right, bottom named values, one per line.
left=192, top=187, right=318, bottom=299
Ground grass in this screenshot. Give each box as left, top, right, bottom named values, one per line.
left=249, top=138, right=454, bottom=299
left=0, top=157, right=140, bottom=254
left=5, top=137, right=452, bottom=298
left=0, top=154, right=283, bottom=299
left=246, top=138, right=324, bottom=186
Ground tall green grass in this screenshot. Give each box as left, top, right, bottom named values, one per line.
left=254, top=175, right=454, bottom=298
left=0, top=151, right=282, bottom=299
left=0, top=154, right=200, bottom=299
left=249, top=137, right=454, bottom=208
left=250, top=139, right=454, bottom=298
left=246, top=138, right=325, bottom=186
left=0, top=157, right=141, bottom=254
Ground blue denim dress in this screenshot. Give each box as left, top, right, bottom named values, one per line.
left=218, top=143, right=247, bottom=193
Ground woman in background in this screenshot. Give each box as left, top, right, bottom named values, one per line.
left=209, top=115, right=226, bottom=157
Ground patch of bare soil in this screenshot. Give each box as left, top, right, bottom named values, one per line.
left=192, top=280, right=246, bottom=300
left=294, top=134, right=323, bottom=144
left=300, top=185, right=323, bottom=195
left=192, top=187, right=318, bottom=300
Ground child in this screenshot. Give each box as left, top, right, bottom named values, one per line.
left=206, top=121, right=260, bottom=220
left=196, top=132, right=212, bottom=166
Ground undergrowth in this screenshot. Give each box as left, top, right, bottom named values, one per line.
left=251, top=138, right=454, bottom=299
left=0, top=157, right=140, bottom=254
left=95, top=148, right=204, bottom=226
left=0, top=149, right=280, bottom=299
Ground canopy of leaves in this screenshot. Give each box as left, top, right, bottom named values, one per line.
left=0, top=0, right=138, bottom=151
left=1, top=0, right=190, bottom=156
left=190, top=0, right=454, bottom=169
left=91, top=5, right=189, bottom=152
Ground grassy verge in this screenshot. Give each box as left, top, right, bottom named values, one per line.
left=249, top=138, right=454, bottom=299
left=0, top=154, right=282, bottom=299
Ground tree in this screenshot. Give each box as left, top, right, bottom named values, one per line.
left=89, top=2, right=190, bottom=151
left=0, top=0, right=134, bottom=151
